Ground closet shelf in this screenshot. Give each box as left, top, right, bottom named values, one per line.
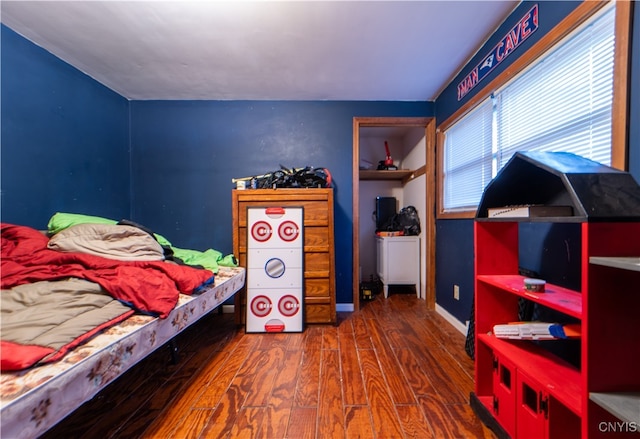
left=359, top=169, right=414, bottom=181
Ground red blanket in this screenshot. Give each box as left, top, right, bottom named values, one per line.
left=1, top=223, right=215, bottom=318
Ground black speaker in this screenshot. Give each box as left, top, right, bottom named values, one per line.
left=375, top=196, right=396, bottom=231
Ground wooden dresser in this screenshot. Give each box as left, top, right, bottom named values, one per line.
left=232, top=188, right=336, bottom=325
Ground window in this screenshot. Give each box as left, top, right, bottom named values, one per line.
left=443, top=98, right=493, bottom=211
left=441, top=3, right=617, bottom=213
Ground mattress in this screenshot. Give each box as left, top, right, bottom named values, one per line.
left=0, top=266, right=245, bottom=439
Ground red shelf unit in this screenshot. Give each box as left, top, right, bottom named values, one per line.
left=473, top=220, right=640, bottom=439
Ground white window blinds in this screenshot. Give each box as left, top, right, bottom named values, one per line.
left=443, top=97, right=493, bottom=210
left=442, top=3, right=615, bottom=211
left=494, top=5, right=615, bottom=169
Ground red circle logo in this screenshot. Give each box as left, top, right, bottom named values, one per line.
left=250, top=295, right=272, bottom=317
left=278, top=221, right=300, bottom=242
left=278, top=295, right=300, bottom=317
left=251, top=221, right=272, bottom=242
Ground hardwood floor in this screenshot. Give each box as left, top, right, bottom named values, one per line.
left=42, top=292, right=495, bottom=439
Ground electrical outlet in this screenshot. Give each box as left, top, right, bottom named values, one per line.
left=453, top=284, right=460, bottom=300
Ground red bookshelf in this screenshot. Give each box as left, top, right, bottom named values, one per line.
left=472, top=220, right=640, bottom=439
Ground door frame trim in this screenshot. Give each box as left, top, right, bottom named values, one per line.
left=352, top=116, right=436, bottom=310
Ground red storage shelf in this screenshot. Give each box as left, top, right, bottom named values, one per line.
left=473, top=153, right=640, bottom=438
left=477, top=274, right=582, bottom=319
left=474, top=220, right=640, bottom=438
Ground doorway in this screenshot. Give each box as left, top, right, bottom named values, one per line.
left=352, top=117, right=436, bottom=311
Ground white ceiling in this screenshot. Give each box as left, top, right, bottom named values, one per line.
left=1, top=1, right=519, bottom=101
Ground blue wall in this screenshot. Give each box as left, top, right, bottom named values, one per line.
left=435, top=219, right=475, bottom=321
left=130, top=100, right=432, bottom=304
left=1, top=25, right=130, bottom=228
left=434, top=1, right=640, bottom=323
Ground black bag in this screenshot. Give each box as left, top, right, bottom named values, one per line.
left=253, top=165, right=332, bottom=189
left=386, top=206, right=421, bottom=235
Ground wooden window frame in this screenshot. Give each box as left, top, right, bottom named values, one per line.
left=436, top=0, right=632, bottom=219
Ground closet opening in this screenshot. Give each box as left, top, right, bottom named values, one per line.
left=352, top=117, right=436, bottom=311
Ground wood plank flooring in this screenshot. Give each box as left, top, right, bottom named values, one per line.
left=41, top=292, right=495, bottom=439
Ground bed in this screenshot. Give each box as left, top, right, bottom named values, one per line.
left=0, top=217, right=246, bottom=439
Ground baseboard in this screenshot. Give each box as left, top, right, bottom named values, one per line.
left=435, top=304, right=469, bottom=336
left=336, top=303, right=354, bottom=312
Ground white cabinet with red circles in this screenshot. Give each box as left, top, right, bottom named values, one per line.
left=246, top=206, right=304, bottom=332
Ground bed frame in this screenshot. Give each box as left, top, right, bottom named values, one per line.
left=0, top=266, right=245, bottom=439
